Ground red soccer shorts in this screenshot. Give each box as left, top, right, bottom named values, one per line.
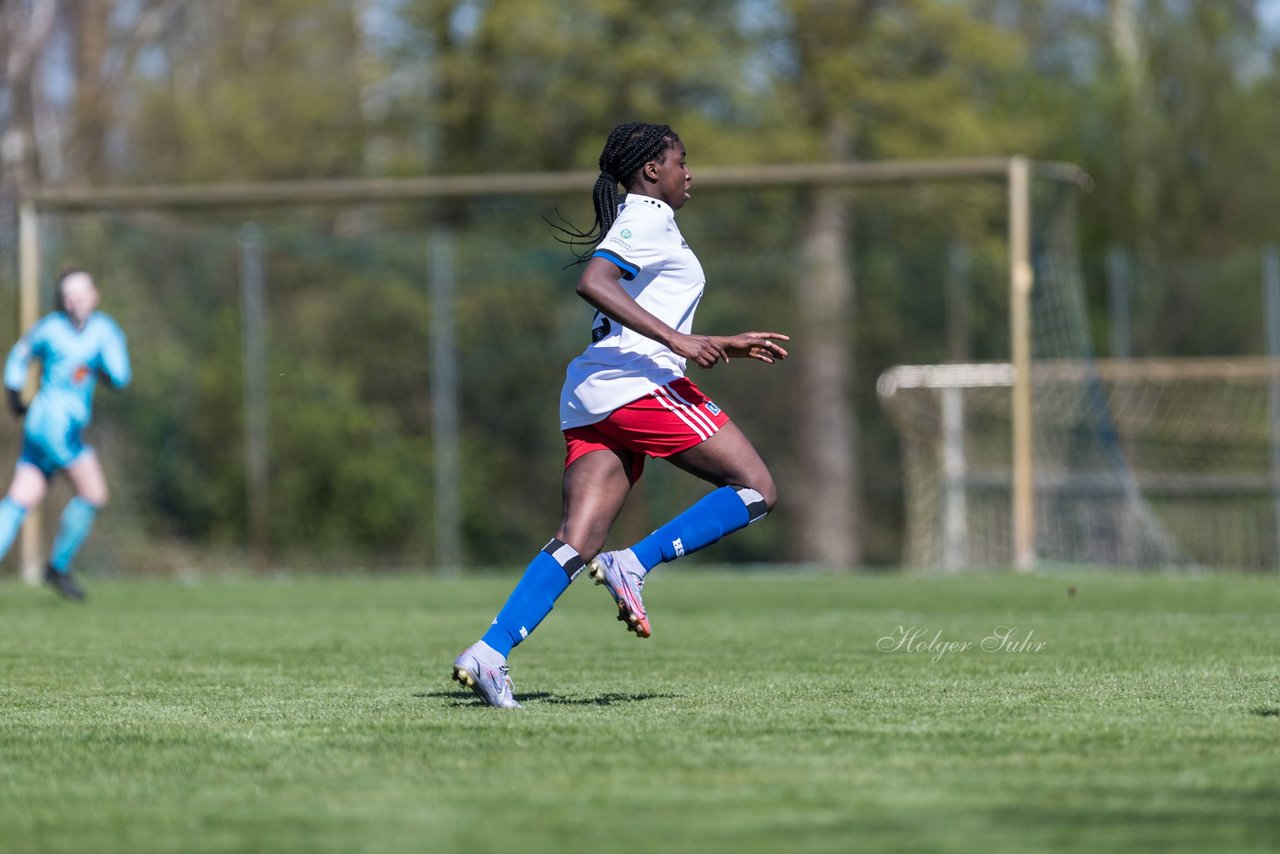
left=563, top=377, right=731, bottom=483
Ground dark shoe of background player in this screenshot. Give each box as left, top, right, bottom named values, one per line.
left=44, top=564, right=86, bottom=602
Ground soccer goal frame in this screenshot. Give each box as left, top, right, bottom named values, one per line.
left=17, top=156, right=1087, bottom=580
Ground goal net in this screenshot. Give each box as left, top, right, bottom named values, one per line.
left=879, top=180, right=1278, bottom=570
left=880, top=357, right=1280, bottom=569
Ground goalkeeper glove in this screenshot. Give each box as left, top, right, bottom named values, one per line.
left=7, top=388, right=27, bottom=417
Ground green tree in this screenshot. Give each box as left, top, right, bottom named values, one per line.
left=1008, top=1, right=1280, bottom=355
left=392, top=0, right=757, bottom=174
left=124, top=0, right=367, bottom=182
left=744, top=0, right=1039, bottom=566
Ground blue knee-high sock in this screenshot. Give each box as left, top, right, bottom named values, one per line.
left=630, top=486, right=770, bottom=572
left=0, top=497, right=28, bottom=562
left=49, top=497, right=98, bottom=573
left=480, top=539, right=584, bottom=657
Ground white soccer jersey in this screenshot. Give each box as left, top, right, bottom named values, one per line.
left=559, top=195, right=706, bottom=429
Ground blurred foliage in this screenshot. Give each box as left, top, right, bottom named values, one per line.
left=3, top=0, right=1280, bottom=570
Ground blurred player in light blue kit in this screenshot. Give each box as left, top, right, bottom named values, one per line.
left=0, top=269, right=131, bottom=600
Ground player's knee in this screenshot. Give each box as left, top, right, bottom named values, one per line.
left=735, top=481, right=776, bottom=523
left=746, top=472, right=777, bottom=512
left=727, top=464, right=777, bottom=514
left=8, top=481, right=46, bottom=509
left=553, top=528, right=606, bottom=564
left=71, top=487, right=107, bottom=509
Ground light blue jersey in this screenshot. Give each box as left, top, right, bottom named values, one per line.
left=4, top=311, right=131, bottom=474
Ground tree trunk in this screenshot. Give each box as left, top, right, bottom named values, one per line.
left=1, top=0, right=58, bottom=291
left=793, top=152, right=860, bottom=569
left=1110, top=0, right=1157, bottom=260
left=2, top=0, right=57, bottom=187
left=68, top=0, right=112, bottom=184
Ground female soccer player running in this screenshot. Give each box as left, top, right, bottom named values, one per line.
left=0, top=269, right=131, bottom=601
left=452, top=122, right=789, bottom=707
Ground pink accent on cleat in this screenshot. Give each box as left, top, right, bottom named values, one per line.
left=588, top=549, right=651, bottom=638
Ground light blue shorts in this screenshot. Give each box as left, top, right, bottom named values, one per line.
left=19, top=424, right=89, bottom=477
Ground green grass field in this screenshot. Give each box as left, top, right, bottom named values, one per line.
left=1, top=570, right=1277, bottom=853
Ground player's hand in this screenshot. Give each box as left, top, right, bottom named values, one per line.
left=716, top=332, right=790, bottom=365
left=97, top=368, right=123, bottom=389
left=7, top=388, right=27, bottom=417
left=669, top=332, right=729, bottom=369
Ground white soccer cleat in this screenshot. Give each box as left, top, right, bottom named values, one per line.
left=451, top=641, right=522, bottom=709
left=589, top=549, right=651, bottom=638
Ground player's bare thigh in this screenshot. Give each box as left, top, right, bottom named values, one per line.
left=555, top=448, right=634, bottom=561
left=65, top=450, right=108, bottom=506
left=6, top=462, right=48, bottom=508
left=668, top=421, right=777, bottom=508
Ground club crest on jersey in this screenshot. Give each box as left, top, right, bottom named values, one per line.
left=592, top=316, right=612, bottom=343
left=705, top=400, right=721, bottom=416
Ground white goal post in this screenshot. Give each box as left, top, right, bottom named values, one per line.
left=880, top=358, right=1280, bottom=571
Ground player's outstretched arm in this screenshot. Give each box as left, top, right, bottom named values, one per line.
left=711, top=332, right=790, bottom=365
left=98, top=320, right=131, bottom=389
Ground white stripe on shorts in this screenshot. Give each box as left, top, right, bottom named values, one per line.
left=656, top=383, right=719, bottom=434
left=651, top=389, right=710, bottom=440
left=651, top=384, right=717, bottom=440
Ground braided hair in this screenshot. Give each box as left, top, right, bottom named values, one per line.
left=549, top=122, right=679, bottom=264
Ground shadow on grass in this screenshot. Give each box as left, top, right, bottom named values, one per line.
left=417, top=689, right=681, bottom=707
left=1250, top=707, right=1279, bottom=717
left=538, top=692, right=682, bottom=706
